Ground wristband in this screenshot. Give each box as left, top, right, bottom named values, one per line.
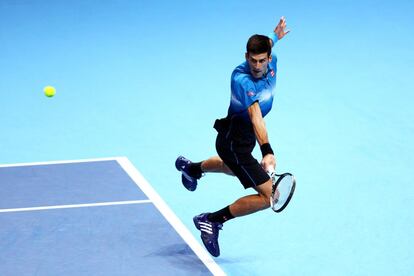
left=269, top=32, right=278, bottom=45
left=260, top=143, right=274, bottom=157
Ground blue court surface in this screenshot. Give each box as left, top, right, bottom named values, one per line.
left=1, top=1, right=414, bottom=275
left=0, top=158, right=224, bottom=276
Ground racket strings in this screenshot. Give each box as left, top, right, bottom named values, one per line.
left=271, top=174, right=295, bottom=212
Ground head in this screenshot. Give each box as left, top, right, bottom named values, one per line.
left=245, top=34, right=272, bottom=79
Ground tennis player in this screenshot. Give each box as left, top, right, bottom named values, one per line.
left=176, top=17, right=290, bottom=257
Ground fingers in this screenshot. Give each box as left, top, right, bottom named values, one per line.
left=277, top=16, right=290, bottom=37
left=261, top=155, right=276, bottom=172
left=279, top=16, right=286, bottom=27
left=281, top=17, right=287, bottom=29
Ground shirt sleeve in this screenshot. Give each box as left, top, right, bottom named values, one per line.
left=235, top=76, right=259, bottom=110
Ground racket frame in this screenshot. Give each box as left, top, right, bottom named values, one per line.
left=269, top=172, right=296, bottom=213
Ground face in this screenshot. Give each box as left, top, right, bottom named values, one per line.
left=245, top=52, right=272, bottom=79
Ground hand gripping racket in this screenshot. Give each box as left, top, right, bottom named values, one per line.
left=267, top=169, right=296, bottom=212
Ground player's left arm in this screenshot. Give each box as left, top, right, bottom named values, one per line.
left=247, top=101, right=276, bottom=171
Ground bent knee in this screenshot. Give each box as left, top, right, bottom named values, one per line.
left=258, top=192, right=271, bottom=209
left=256, top=180, right=272, bottom=209
left=221, top=161, right=235, bottom=176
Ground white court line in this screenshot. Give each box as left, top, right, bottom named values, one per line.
left=0, top=200, right=151, bottom=213
left=0, top=156, right=123, bottom=168
left=117, top=157, right=226, bottom=276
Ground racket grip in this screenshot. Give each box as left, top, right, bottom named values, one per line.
left=267, top=168, right=276, bottom=180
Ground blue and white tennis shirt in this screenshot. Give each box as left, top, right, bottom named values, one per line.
left=227, top=34, right=278, bottom=120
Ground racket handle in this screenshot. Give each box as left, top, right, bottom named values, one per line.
left=267, top=169, right=276, bottom=180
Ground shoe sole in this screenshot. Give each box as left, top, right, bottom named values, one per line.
left=176, top=157, right=197, bottom=191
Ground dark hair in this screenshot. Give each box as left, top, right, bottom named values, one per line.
left=246, top=34, right=272, bottom=56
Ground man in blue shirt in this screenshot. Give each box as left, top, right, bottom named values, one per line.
left=176, top=17, right=290, bottom=257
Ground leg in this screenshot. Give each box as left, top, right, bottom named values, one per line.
left=201, top=156, right=235, bottom=176
left=175, top=155, right=234, bottom=192
left=193, top=178, right=272, bottom=257
left=228, top=178, right=272, bottom=217
left=208, top=148, right=273, bottom=220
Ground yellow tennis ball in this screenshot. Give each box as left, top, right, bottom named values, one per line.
left=44, top=86, right=56, bottom=97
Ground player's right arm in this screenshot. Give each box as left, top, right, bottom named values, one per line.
left=247, top=101, right=276, bottom=171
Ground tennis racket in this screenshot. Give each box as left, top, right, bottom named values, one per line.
left=267, top=169, right=296, bottom=212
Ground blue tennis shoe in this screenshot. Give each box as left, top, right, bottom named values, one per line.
left=175, top=156, right=198, bottom=191
left=193, top=213, right=223, bottom=257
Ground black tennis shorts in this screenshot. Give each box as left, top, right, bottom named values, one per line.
left=214, top=118, right=270, bottom=189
